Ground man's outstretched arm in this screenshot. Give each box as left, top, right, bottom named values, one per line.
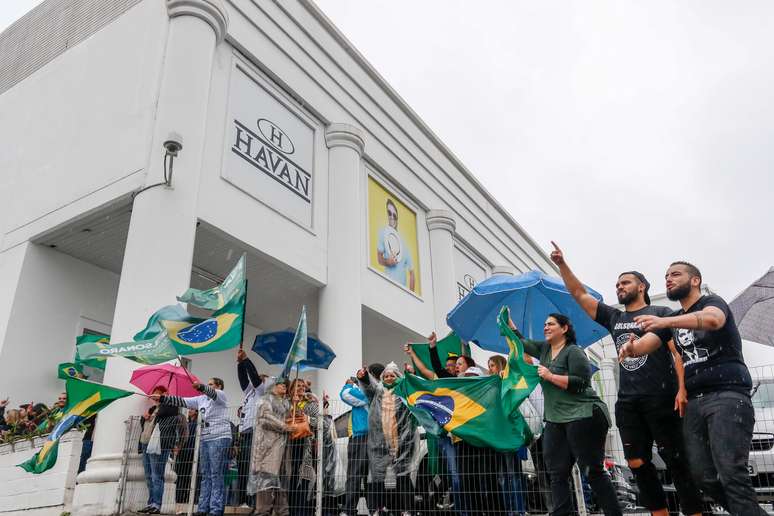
left=550, top=241, right=599, bottom=320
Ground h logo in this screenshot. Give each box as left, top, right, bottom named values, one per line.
left=257, top=118, right=295, bottom=155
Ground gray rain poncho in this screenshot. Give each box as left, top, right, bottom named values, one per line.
left=359, top=363, right=417, bottom=482
left=247, top=380, right=291, bottom=494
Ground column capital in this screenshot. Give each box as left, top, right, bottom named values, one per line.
left=325, top=123, right=365, bottom=154
left=426, top=209, right=456, bottom=233
left=167, top=0, right=229, bottom=43
left=491, top=265, right=515, bottom=276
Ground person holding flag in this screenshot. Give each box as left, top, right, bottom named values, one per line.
left=505, top=309, right=622, bottom=516
left=153, top=378, right=231, bottom=516
left=357, top=362, right=416, bottom=516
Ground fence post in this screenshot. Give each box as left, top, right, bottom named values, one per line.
left=187, top=417, right=203, bottom=516
left=572, top=464, right=588, bottom=516
left=315, top=391, right=325, bottom=516
left=114, top=417, right=133, bottom=515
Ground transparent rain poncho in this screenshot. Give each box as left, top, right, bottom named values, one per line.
left=247, top=378, right=291, bottom=494
left=358, top=366, right=417, bottom=482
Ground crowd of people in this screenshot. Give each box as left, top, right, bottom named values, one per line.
left=126, top=258, right=762, bottom=516
left=6, top=252, right=762, bottom=516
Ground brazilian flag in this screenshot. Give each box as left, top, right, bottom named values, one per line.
left=57, top=362, right=83, bottom=380
left=394, top=374, right=530, bottom=451
left=75, top=334, right=109, bottom=371
left=497, top=306, right=541, bottom=415
left=394, top=307, right=538, bottom=451
left=19, top=378, right=132, bottom=474
left=178, top=254, right=246, bottom=310
left=135, top=295, right=246, bottom=356
left=409, top=332, right=470, bottom=380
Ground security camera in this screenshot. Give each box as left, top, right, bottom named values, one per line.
left=163, top=132, right=183, bottom=156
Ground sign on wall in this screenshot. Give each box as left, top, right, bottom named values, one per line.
left=367, top=177, right=421, bottom=295
left=224, top=66, right=315, bottom=227
left=454, top=246, right=487, bottom=300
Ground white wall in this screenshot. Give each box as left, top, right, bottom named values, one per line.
left=0, top=244, right=119, bottom=404
left=0, top=431, right=83, bottom=515
left=0, top=0, right=166, bottom=249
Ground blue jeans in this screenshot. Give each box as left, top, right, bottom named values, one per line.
left=199, top=437, right=232, bottom=515
left=142, top=448, right=170, bottom=509
left=684, top=390, right=766, bottom=516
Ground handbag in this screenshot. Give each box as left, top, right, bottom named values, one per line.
left=286, top=412, right=312, bottom=440
left=146, top=423, right=162, bottom=454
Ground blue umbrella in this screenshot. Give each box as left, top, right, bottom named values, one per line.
left=252, top=330, right=336, bottom=371
left=447, top=270, right=607, bottom=353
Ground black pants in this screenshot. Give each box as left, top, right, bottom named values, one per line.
left=455, top=441, right=504, bottom=515
left=237, top=429, right=254, bottom=505
left=684, top=390, right=765, bottom=516
left=543, top=407, right=622, bottom=516
left=615, top=396, right=703, bottom=513
left=288, top=439, right=312, bottom=516
left=344, top=435, right=369, bottom=514
left=372, top=474, right=413, bottom=514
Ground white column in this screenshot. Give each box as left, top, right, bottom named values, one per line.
left=492, top=265, right=515, bottom=276
left=426, top=210, right=457, bottom=335
left=317, top=124, right=365, bottom=399
left=71, top=2, right=227, bottom=514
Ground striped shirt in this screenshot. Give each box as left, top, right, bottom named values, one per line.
left=162, top=385, right=231, bottom=442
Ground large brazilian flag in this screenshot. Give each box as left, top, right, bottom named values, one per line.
left=19, top=378, right=132, bottom=474
left=393, top=306, right=539, bottom=451
left=134, top=296, right=246, bottom=356
left=409, top=332, right=470, bottom=380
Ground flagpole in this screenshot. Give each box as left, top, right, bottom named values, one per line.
left=239, top=279, right=248, bottom=350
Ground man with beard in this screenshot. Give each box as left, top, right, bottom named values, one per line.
left=620, top=261, right=762, bottom=515
left=550, top=243, right=702, bottom=516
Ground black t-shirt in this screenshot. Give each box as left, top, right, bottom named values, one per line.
left=661, top=294, right=752, bottom=398
left=595, top=303, right=677, bottom=399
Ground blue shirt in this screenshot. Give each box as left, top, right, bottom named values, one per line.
left=340, top=384, right=368, bottom=437
left=376, top=227, right=413, bottom=287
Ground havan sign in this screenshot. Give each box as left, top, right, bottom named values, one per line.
left=224, top=66, right=315, bottom=227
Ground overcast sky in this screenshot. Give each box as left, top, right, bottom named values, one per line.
left=2, top=1, right=773, bottom=303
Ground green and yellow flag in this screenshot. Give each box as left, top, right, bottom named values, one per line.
left=75, top=334, right=109, bottom=371
left=160, top=290, right=245, bottom=355
left=177, top=254, right=246, bottom=310
left=409, top=332, right=470, bottom=380
left=76, top=331, right=178, bottom=365
left=57, top=362, right=83, bottom=380
left=394, top=307, right=539, bottom=451
left=19, top=378, right=132, bottom=474
left=497, top=306, right=541, bottom=414
left=394, top=373, right=531, bottom=451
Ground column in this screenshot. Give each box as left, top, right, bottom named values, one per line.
left=426, top=210, right=457, bottom=335
left=71, top=2, right=228, bottom=514
left=317, top=124, right=365, bottom=399
left=491, top=265, right=515, bottom=276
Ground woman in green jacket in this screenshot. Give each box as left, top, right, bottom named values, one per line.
left=508, top=311, right=622, bottom=516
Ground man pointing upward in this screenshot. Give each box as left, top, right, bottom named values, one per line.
left=550, top=242, right=702, bottom=516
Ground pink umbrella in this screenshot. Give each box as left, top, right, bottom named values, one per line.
left=130, top=363, right=201, bottom=397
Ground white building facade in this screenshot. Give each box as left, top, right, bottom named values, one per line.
left=0, top=0, right=554, bottom=514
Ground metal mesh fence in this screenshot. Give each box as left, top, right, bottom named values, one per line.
left=115, top=364, right=774, bottom=515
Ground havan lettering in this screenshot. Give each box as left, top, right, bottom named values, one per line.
left=232, top=120, right=312, bottom=202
